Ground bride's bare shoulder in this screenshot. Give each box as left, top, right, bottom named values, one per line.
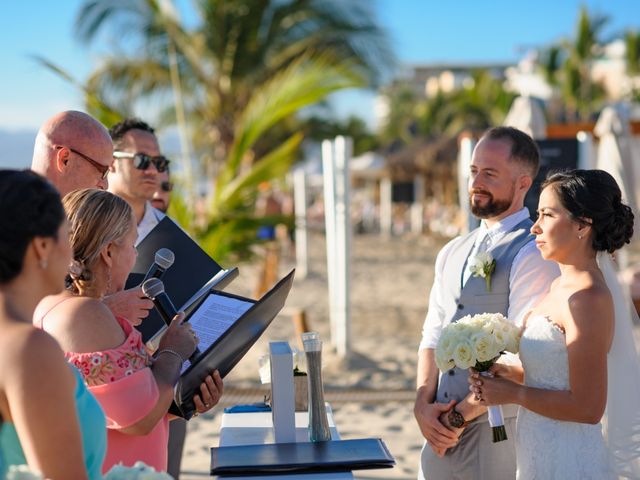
left=564, top=280, right=614, bottom=334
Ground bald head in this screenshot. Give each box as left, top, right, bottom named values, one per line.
left=31, top=111, right=113, bottom=196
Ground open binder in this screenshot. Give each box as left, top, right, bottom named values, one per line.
left=210, top=438, right=395, bottom=476
left=170, top=269, right=295, bottom=418
left=126, top=217, right=295, bottom=419
left=125, top=217, right=238, bottom=345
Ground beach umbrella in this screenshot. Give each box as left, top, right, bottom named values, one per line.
left=349, top=152, right=386, bottom=180
left=503, top=96, right=547, bottom=140
left=594, top=105, right=638, bottom=221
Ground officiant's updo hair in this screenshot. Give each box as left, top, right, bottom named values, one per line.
left=63, top=188, right=133, bottom=293
left=0, top=170, right=64, bottom=283
left=542, top=169, right=634, bottom=253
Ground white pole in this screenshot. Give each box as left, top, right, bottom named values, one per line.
left=577, top=131, right=596, bottom=170
left=380, top=177, right=393, bottom=237
left=322, top=140, right=338, bottom=348
left=293, top=168, right=308, bottom=279
left=458, top=136, right=476, bottom=234
left=411, top=176, right=425, bottom=234
left=333, top=136, right=352, bottom=357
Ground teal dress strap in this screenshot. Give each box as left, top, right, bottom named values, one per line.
left=0, top=366, right=107, bottom=479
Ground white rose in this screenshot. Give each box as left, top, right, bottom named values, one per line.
left=435, top=350, right=455, bottom=372
left=471, top=331, right=497, bottom=362
left=6, top=466, right=44, bottom=480
left=493, top=329, right=507, bottom=351
left=504, top=327, right=521, bottom=353
left=453, top=340, right=476, bottom=370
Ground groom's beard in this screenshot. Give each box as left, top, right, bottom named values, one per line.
left=469, top=187, right=514, bottom=219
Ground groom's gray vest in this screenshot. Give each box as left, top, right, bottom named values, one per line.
left=435, top=218, right=533, bottom=422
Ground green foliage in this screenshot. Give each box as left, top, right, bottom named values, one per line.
left=381, top=69, right=515, bottom=148
left=303, top=115, right=378, bottom=157
left=627, top=31, right=640, bottom=75
left=549, top=6, right=608, bottom=121
left=57, top=0, right=390, bottom=263
left=378, top=84, right=419, bottom=145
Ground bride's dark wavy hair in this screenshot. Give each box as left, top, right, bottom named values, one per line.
left=542, top=169, right=634, bottom=253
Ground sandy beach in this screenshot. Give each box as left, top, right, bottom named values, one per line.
left=178, top=230, right=443, bottom=479
left=178, top=230, right=640, bottom=479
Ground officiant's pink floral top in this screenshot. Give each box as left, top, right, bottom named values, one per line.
left=66, top=316, right=151, bottom=386
left=38, top=305, right=169, bottom=473
left=65, top=316, right=169, bottom=473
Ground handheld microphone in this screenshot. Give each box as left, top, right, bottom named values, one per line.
left=142, top=248, right=175, bottom=283
left=142, top=278, right=201, bottom=363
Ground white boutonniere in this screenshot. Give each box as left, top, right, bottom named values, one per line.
left=468, top=252, right=497, bottom=292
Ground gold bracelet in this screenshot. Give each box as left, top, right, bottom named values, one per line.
left=156, top=348, right=185, bottom=364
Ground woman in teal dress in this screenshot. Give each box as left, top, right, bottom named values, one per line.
left=0, top=170, right=106, bottom=479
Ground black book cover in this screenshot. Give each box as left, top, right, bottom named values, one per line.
left=171, top=269, right=296, bottom=419
left=125, top=217, right=237, bottom=343
left=210, top=438, right=395, bottom=476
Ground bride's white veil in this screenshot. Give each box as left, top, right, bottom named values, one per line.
left=598, top=252, right=640, bottom=478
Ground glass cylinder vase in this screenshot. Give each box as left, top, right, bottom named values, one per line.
left=303, top=337, right=331, bottom=442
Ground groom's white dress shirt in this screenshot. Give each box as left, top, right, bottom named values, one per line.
left=419, top=208, right=560, bottom=350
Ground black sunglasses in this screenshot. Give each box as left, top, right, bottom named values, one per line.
left=113, top=151, right=170, bottom=173
left=56, top=146, right=110, bottom=179
left=160, top=181, right=174, bottom=193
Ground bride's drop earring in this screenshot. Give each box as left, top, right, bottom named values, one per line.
left=578, top=234, right=583, bottom=239
left=39, top=259, right=48, bottom=269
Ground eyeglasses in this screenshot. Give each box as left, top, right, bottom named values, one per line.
left=160, top=181, right=174, bottom=193
left=56, top=146, right=110, bottom=180
left=113, top=151, right=170, bottom=173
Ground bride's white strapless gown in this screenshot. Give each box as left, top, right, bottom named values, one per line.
left=516, top=315, right=615, bottom=479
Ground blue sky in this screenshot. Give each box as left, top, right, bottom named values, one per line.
left=0, top=0, right=638, bottom=132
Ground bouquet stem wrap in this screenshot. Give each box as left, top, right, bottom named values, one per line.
left=480, top=371, right=507, bottom=442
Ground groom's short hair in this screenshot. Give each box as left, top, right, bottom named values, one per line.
left=482, top=126, right=540, bottom=178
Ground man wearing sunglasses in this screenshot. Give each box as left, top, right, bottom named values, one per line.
left=31, top=110, right=114, bottom=196
left=109, top=118, right=190, bottom=480
left=108, top=118, right=172, bottom=244
left=152, top=169, right=173, bottom=213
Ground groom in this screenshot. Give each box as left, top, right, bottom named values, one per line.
left=414, top=126, right=559, bottom=479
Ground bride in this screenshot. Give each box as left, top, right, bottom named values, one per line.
left=470, top=169, right=640, bottom=479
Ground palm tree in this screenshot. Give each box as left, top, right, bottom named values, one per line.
left=60, top=0, right=391, bottom=262
left=74, top=0, right=392, bottom=177
left=625, top=30, right=640, bottom=101
left=557, top=6, right=608, bottom=121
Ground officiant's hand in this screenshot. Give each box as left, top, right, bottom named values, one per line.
left=159, top=312, right=198, bottom=361
left=469, top=373, right=519, bottom=406
left=193, top=370, right=224, bottom=415
left=103, top=287, right=154, bottom=326
left=414, top=396, right=459, bottom=455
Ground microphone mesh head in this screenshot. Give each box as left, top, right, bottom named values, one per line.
left=155, top=248, right=175, bottom=269
left=142, top=278, right=165, bottom=299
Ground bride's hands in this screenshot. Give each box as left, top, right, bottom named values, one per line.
left=468, top=372, right=520, bottom=406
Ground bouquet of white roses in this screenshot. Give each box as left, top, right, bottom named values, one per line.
left=6, top=461, right=172, bottom=480
left=435, top=312, right=520, bottom=442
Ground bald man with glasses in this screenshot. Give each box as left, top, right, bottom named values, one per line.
left=31, top=110, right=155, bottom=332
left=31, top=110, right=113, bottom=196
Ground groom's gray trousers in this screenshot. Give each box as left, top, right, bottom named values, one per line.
left=418, top=417, right=517, bottom=480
